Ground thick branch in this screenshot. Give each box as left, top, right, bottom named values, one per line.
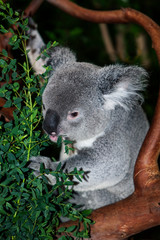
left=60, top=185, right=160, bottom=240
left=46, top=0, right=160, bottom=62
left=47, top=0, right=127, bottom=24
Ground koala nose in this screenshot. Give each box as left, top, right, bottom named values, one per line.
left=42, top=109, right=60, bottom=135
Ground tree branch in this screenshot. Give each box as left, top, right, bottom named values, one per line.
left=60, top=185, right=160, bottom=239
left=24, top=0, right=44, bottom=17
left=46, top=0, right=160, bottom=62
left=47, top=0, right=128, bottom=24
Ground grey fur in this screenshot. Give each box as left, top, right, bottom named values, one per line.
left=28, top=25, right=149, bottom=213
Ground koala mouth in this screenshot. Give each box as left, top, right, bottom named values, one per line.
left=49, top=132, right=58, bottom=142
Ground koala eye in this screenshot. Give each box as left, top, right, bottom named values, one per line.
left=67, top=111, right=79, bottom=120
left=43, top=104, right=45, bottom=110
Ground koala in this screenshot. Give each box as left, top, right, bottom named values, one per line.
left=27, top=21, right=149, bottom=211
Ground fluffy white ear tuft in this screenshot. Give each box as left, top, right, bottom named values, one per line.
left=103, top=81, right=144, bottom=110
left=98, top=64, right=148, bottom=111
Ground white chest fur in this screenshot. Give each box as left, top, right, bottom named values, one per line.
left=74, top=131, right=105, bottom=150
left=59, top=131, right=105, bottom=161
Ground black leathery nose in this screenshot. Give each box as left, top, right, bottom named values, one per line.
left=42, top=109, right=60, bottom=134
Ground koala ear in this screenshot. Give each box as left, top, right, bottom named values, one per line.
left=47, top=46, right=76, bottom=71
left=97, top=64, right=148, bottom=110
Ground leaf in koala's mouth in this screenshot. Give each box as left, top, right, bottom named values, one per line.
left=49, top=132, right=58, bottom=142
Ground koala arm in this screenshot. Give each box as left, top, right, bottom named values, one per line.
left=29, top=140, right=131, bottom=192
left=61, top=145, right=131, bottom=192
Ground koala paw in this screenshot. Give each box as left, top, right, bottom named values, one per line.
left=28, top=156, right=56, bottom=185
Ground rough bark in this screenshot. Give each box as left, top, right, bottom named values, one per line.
left=59, top=186, right=160, bottom=240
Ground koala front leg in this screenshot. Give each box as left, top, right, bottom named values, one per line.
left=29, top=153, right=89, bottom=188
left=27, top=18, right=47, bottom=75
left=29, top=150, right=93, bottom=190
left=29, top=156, right=58, bottom=185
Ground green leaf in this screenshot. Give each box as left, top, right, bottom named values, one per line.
left=53, top=41, right=58, bottom=47
left=31, top=108, right=38, bottom=119
left=0, top=143, right=10, bottom=152
left=13, top=97, right=22, bottom=105
left=36, top=56, right=41, bottom=61
left=58, top=227, right=66, bottom=233
left=58, top=237, right=68, bottom=240
left=15, top=11, right=19, bottom=16
left=0, top=206, right=8, bottom=215
left=2, top=49, right=8, bottom=57
left=0, top=25, right=8, bottom=33
left=42, top=51, right=50, bottom=58
left=7, top=152, right=16, bottom=161
left=63, top=140, right=73, bottom=145
left=3, top=100, right=12, bottom=108
left=36, top=179, right=43, bottom=194
left=6, top=3, right=10, bottom=8
left=12, top=41, right=20, bottom=50
left=75, top=175, right=82, bottom=182
left=12, top=72, right=18, bottom=81
left=0, top=59, right=7, bottom=68
left=22, top=35, right=29, bottom=40
left=5, top=73, right=9, bottom=82
left=40, top=163, right=45, bottom=173
left=6, top=202, right=13, bottom=210
left=56, top=162, right=61, bottom=171
left=47, top=41, right=52, bottom=49
left=29, top=87, right=37, bottom=92
left=66, top=225, right=76, bottom=233
left=65, top=181, right=74, bottom=186
left=57, top=136, right=62, bottom=147
left=13, top=82, right=20, bottom=91
left=35, top=210, right=41, bottom=218
left=9, top=7, right=13, bottom=16
left=4, top=122, right=13, bottom=129
left=23, top=18, right=28, bottom=26
left=0, top=5, right=6, bottom=10
left=0, top=12, right=6, bottom=17
left=8, top=59, right=17, bottom=70
left=65, top=146, right=69, bottom=154
left=11, top=34, right=18, bottom=43
left=81, top=209, right=92, bottom=217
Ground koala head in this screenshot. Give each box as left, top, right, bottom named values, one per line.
left=42, top=47, right=147, bottom=143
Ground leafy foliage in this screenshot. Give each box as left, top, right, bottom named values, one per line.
left=0, top=2, right=94, bottom=239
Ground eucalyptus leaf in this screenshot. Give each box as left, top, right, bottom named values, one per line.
left=0, top=6, right=93, bottom=239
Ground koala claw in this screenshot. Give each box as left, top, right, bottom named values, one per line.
left=28, top=156, right=56, bottom=185
left=29, top=156, right=53, bottom=171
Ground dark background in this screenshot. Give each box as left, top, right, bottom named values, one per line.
left=8, top=0, right=160, bottom=239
